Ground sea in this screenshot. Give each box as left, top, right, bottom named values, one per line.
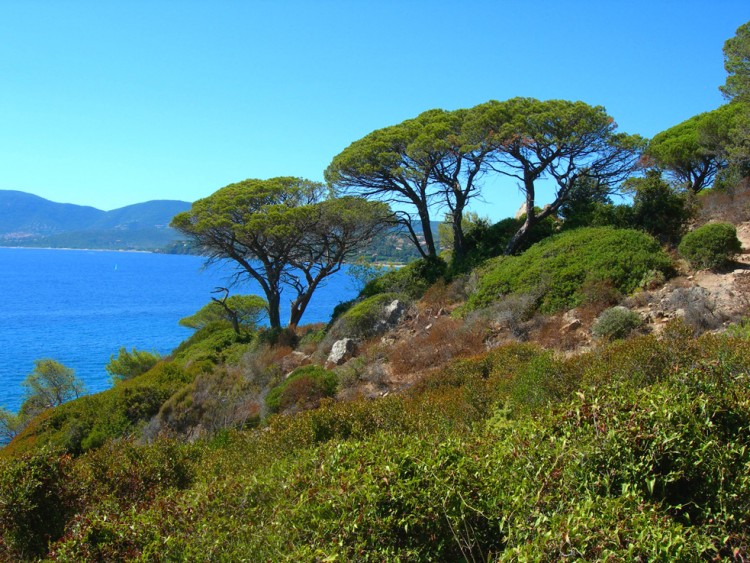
left=0, top=247, right=359, bottom=413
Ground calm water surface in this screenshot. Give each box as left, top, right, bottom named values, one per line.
left=0, top=248, right=357, bottom=412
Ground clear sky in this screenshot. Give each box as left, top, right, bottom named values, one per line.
left=0, top=1, right=747, bottom=221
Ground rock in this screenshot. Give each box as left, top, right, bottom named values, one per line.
left=280, top=351, right=309, bottom=375
left=383, top=299, right=406, bottom=324
left=327, top=338, right=357, bottom=366
left=561, top=319, right=581, bottom=332
left=373, top=300, right=407, bottom=334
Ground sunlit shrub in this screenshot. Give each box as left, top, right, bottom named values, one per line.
left=360, top=256, right=447, bottom=299
left=467, top=227, right=673, bottom=314
left=678, top=222, right=742, bottom=270
left=592, top=306, right=643, bottom=341
left=265, top=365, right=338, bottom=414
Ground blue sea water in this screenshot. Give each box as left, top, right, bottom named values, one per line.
left=0, top=248, right=358, bottom=413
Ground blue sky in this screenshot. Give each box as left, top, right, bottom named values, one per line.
left=0, top=1, right=747, bottom=221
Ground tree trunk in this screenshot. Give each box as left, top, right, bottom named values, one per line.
left=451, top=200, right=467, bottom=263
left=505, top=180, right=536, bottom=255
left=418, top=206, right=437, bottom=258
left=266, top=293, right=282, bottom=330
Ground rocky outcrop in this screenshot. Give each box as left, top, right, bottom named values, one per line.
left=327, top=338, right=357, bottom=366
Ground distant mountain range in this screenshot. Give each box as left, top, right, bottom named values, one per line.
left=0, top=190, right=192, bottom=251
left=0, top=189, right=441, bottom=260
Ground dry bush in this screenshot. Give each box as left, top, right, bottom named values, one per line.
left=666, top=287, right=726, bottom=334
left=530, top=315, right=587, bottom=351
left=296, top=323, right=326, bottom=355
left=420, top=277, right=470, bottom=310
left=387, top=316, right=487, bottom=375
left=695, top=179, right=750, bottom=225
left=157, top=368, right=261, bottom=438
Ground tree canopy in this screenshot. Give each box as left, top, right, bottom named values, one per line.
left=646, top=105, right=738, bottom=193
left=465, top=97, right=644, bottom=254
left=0, top=359, right=85, bottom=442
left=325, top=108, right=494, bottom=262
left=721, top=20, right=750, bottom=103
left=179, top=292, right=267, bottom=335
left=172, top=177, right=392, bottom=329
left=105, top=348, right=161, bottom=384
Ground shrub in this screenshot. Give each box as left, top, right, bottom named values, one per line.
left=592, top=306, right=643, bottom=340
left=360, top=256, right=446, bottom=299
left=459, top=213, right=557, bottom=269
left=387, top=317, right=487, bottom=375
left=326, top=292, right=407, bottom=342
left=629, top=170, right=692, bottom=245
left=678, top=222, right=742, bottom=270
left=265, top=365, right=338, bottom=414
left=105, top=347, right=160, bottom=384
left=0, top=449, right=74, bottom=559
left=667, top=287, right=725, bottom=334
left=467, top=227, right=673, bottom=314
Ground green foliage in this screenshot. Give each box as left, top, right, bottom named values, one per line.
left=328, top=293, right=403, bottom=340
left=678, top=222, right=742, bottom=270
left=265, top=365, right=338, bottom=414
left=629, top=170, right=693, bottom=244
left=0, top=448, right=74, bottom=559
left=726, top=317, right=750, bottom=339
left=360, top=256, right=446, bottom=299
left=721, top=20, right=750, bottom=102
left=178, top=294, right=267, bottom=332
left=172, top=321, right=254, bottom=371
left=172, top=178, right=392, bottom=328
left=21, top=359, right=85, bottom=415
left=5, top=362, right=193, bottom=457
left=467, top=227, right=673, bottom=314
left=460, top=213, right=557, bottom=268
left=465, top=97, right=645, bottom=254
left=647, top=107, right=737, bottom=193
left=592, top=306, right=644, bottom=340
left=105, top=347, right=160, bottom=384
left=7, top=332, right=750, bottom=560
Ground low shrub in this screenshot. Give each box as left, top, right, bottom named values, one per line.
left=387, top=316, right=487, bottom=375
left=0, top=449, right=74, bottom=559
left=326, top=292, right=407, bottom=342
left=592, top=306, right=643, bottom=341
left=360, top=256, right=447, bottom=299
left=467, top=227, right=673, bottom=314
left=678, top=222, right=742, bottom=270
left=265, top=365, right=338, bottom=414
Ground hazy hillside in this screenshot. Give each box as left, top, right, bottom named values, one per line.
left=0, top=190, right=104, bottom=236
left=0, top=190, right=191, bottom=251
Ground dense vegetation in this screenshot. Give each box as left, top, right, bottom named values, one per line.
left=4, top=328, right=750, bottom=559
left=2, top=18, right=750, bottom=561
left=466, top=227, right=673, bottom=313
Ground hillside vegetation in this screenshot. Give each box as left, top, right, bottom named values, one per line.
left=3, top=19, right=750, bottom=560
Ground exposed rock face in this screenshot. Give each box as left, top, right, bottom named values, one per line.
left=376, top=300, right=407, bottom=333
left=327, top=338, right=357, bottom=366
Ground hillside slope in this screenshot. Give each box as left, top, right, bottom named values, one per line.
left=0, top=190, right=191, bottom=250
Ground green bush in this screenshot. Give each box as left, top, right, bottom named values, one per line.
left=105, top=347, right=160, bottom=384
left=361, top=256, right=446, bottom=299
left=467, top=227, right=674, bottom=314
left=328, top=292, right=406, bottom=340
left=460, top=214, right=558, bottom=267
left=678, top=222, right=742, bottom=270
left=0, top=449, right=74, bottom=559
left=265, top=365, right=338, bottom=414
left=592, top=306, right=643, bottom=340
